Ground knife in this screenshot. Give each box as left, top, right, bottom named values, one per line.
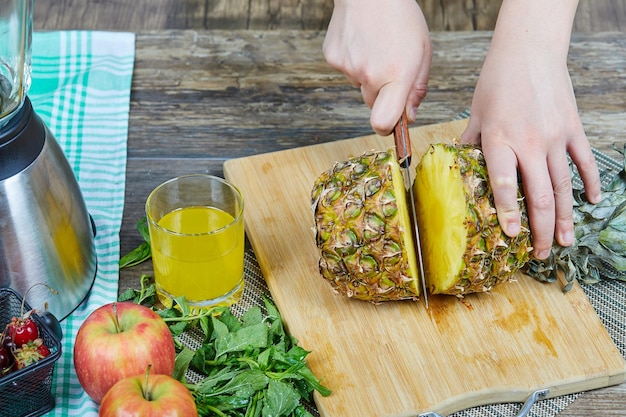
left=393, top=111, right=428, bottom=308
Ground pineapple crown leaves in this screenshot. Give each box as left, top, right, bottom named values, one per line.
left=524, top=144, right=626, bottom=291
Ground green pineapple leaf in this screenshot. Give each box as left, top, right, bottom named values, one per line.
left=525, top=145, right=626, bottom=290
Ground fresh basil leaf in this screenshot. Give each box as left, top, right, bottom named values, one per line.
left=218, top=309, right=242, bottom=332
left=211, top=369, right=269, bottom=398
left=118, top=241, right=151, bottom=268
left=119, top=217, right=152, bottom=268
left=195, top=367, right=245, bottom=394
left=293, top=405, right=314, bottom=417
left=118, top=287, right=139, bottom=302
left=215, top=322, right=269, bottom=358
left=174, top=347, right=196, bottom=382
left=261, top=379, right=300, bottom=417
left=137, top=216, right=150, bottom=242
left=168, top=321, right=189, bottom=336
left=241, top=305, right=263, bottom=327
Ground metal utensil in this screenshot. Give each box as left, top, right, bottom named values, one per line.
left=393, top=111, right=428, bottom=308
left=417, top=389, right=551, bottom=417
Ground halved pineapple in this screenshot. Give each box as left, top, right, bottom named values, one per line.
left=311, top=149, right=420, bottom=303
left=414, top=143, right=532, bottom=296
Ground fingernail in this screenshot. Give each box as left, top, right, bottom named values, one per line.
left=504, top=220, right=520, bottom=237
left=534, top=249, right=550, bottom=260
left=559, top=229, right=574, bottom=246
left=408, top=106, right=418, bottom=121
left=590, top=192, right=602, bottom=204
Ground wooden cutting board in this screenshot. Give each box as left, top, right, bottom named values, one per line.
left=224, top=119, right=626, bottom=416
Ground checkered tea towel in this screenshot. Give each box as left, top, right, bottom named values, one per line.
left=28, top=30, right=135, bottom=417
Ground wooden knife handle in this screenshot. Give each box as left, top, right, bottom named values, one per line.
left=393, top=111, right=412, bottom=168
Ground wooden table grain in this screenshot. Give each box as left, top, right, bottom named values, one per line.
left=118, top=30, right=626, bottom=417
left=33, top=0, right=626, bottom=32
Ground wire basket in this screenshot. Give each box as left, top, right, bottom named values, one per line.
left=0, top=288, right=62, bottom=417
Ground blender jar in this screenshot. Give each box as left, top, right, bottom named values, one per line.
left=0, top=0, right=98, bottom=319
left=0, top=0, right=32, bottom=127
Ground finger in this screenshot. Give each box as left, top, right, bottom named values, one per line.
left=517, top=157, right=556, bottom=260
left=547, top=150, right=575, bottom=247
left=481, top=144, right=523, bottom=240
left=360, top=84, right=377, bottom=109
left=459, top=114, right=481, bottom=146
left=370, top=82, right=411, bottom=136
left=406, top=49, right=432, bottom=122
left=568, top=137, right=602, bottom=204
left=405, top=82, right=428, bottom=123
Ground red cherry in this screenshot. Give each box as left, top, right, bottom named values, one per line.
left=3, top=334, right=15, bottom=352
left=0, top=345, right=12, bottom=371
left=9, top=317, right=39, bottom=347
left=36, top=343, right=50, bottom=358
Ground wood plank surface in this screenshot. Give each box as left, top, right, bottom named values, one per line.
left=33, top=0, right=626, bottom=32
left=223, top=118, right=626, bottom=416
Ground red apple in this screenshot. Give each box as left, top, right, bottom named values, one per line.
left=98, top=371, right=197, bottom=417
left=73, top=302, right=175, bottom=403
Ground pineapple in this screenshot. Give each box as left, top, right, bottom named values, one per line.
left=413, top=143, right=532, bottom=296
left=311, top=149, right=420, bottom=302
left=311, top=141, right=625, bottom=302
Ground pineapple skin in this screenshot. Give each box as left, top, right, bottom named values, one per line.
left=311, top=150, right=420, bottom=303
left=414, top=143, right=532, bottom=296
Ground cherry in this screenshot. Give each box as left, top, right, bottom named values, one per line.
left=0, top=345, right=12, bottom=370
left=8, top=316, right=39, bottom=347
left=36, top=342, right=50, bottom=358
left=3, top=333, right=15, bottom=352
left=5, top=283, right=58, bottom=348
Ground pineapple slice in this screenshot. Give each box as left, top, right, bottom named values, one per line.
left=414, top=143, right=532, bottom=296
left=413, top=144, right=467, bottom=293
left=311, top=150, right=420, bottom=303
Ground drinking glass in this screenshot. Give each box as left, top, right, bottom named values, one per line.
left=146, top=175, right=245, bottom=309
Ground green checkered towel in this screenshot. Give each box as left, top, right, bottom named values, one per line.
left=28, top=31, right=135, bottom=416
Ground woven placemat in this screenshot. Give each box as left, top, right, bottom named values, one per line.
left=232, top=146, right=625, bottom=417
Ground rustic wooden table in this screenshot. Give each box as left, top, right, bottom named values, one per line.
left=118, top=30, right=626, bottom=416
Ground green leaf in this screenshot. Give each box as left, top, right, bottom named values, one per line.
left=196, top=367, right=245, bottom=393
left=118, top=287, right=139, bottom=302
left=117, top=275, right=156, bottom=305
left=137, top=216, right=150, bottom=242
left=173, top=295, right=193, bottom=317
left=293, top=405, right=314, bottom=417
left=242, top=306, right=263, bottom=327
left=219, top=309, right=243, bottom=332
left=215, top=322, right=269, bottom=358
left=261, top=379, right=300, bottom=417
left=211, top=315, right=231, bottom=341
left=211, top=369, right=270, bottom=398
left=190, top=345, right=216, bottom=375
left=119, top=217, right=152, bottom=268
left=119, top=241, right=151, bottom=269
left=293, top=365, right=332, bottom=397
left=169, top=321, right=189, bottom=336
left=174, top=347, right=196, bottom=382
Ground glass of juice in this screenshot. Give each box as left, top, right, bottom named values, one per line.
left=145, top=175, right=245, bottom=309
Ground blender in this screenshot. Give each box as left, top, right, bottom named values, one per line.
left=0, top=0, right=97, bottom=319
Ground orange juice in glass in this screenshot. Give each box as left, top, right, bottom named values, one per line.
left=146, top=175, right=245, bottom=308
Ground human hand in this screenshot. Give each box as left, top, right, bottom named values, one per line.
left=461, top=1, right=602, bottom=259
left=323, top=0, right=432, bottom=135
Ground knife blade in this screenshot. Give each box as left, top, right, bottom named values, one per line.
left=393, top=111, right=428, bottom=308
